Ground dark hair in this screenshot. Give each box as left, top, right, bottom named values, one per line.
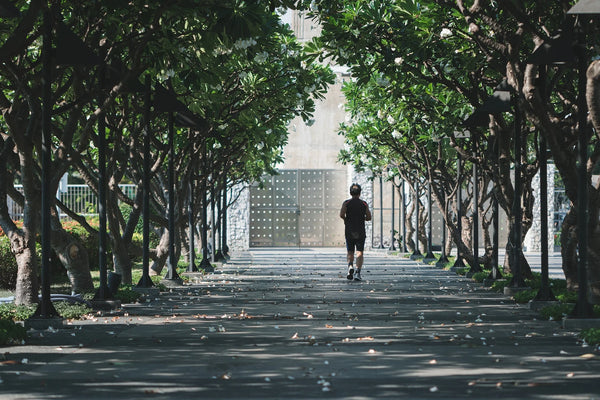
left=350, top=183, right=361, bottom=196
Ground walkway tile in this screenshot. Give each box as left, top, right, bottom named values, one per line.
left=0, top=249, right=597, bottom=399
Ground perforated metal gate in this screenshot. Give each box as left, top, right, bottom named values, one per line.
left=250, top=169, right=346, bottom=247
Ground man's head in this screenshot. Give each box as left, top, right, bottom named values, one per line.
left=349, top=183, right=361, bottom=197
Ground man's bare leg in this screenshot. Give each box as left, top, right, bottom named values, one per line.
left=356, top=251, right=364, bottom=271
left=347, top=251, right=355, bottom=279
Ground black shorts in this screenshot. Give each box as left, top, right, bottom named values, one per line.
left=345, top=234, right=365, bottom=252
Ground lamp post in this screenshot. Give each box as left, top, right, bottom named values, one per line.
left=450, top=151, right=466, bottom=271
left=467, top=137, right=483, bottom=276
left=423, top=181, right=436, bottom=263
left=164, top=111, right=182, bottom=283
left=410, top=177, right=423, bottom=260
left=431, top=137, right=449, bottom=268
left=199, top=142, right=214, bottom=272
left=526, top=34, right=575, bottom=301
left=389, top=173, right=396, bottom=251
left=32, top=11, right=103, bottom=320
left=221, top=183, right=230, bottom=260
left=378, top=175, right=385, bottom=248
left=35, top=9, right=60, bottom=319
left=490, top=135, right=502, bottom=281
left=93, top=65, right=112, bottom=301
left=435, top=189, right=450, bottom=268
left=153, top=84, right=204, bottom=281
left=210, top=185, right=217, bottom=263
left=187, top=177, right=198, bottom=272
left=136, top=76, right=154, bottom=288
left=214, top=185, right=226, bottom=262
left=401, top=180, right=407, bottom=253
left=464, top=87, right=511, bottom=281
left=566, top=1, right=599, bottom=317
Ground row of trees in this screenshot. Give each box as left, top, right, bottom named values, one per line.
left=304, top=1, right=600, bottom=302
left=0, top=0, right=334, bottom=304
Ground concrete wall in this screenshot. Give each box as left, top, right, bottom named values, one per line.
left=280, top=77, right=347, bottom=170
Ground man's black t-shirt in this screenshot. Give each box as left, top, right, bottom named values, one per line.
left=343, top=197, right=368, bottom=239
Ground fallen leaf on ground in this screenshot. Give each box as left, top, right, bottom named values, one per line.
left=357, top=336, right=374, bottom=341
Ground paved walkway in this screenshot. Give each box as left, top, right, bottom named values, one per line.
left=1, top=249, right=598, bottom=399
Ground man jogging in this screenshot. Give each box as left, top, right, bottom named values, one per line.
left=339, top=183, right=372, bottom=281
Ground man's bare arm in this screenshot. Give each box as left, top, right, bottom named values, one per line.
left=365, top=204, right=372, bottom=221
left=340, top=203, right=347, bottom=219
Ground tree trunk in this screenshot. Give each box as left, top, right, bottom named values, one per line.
left=49, top=210, right=94, bottom=294
left=112, top=238, right=133, bottom=285
left=480, top=208, right=493, bottom=268
left=9, top=231, right=38, bottom=305
left=502, top=242, right=533, bottom=279
left=587, top=219, right=600, bottom=303
left=462, top=216, right=472, bottom=253
left=416, top=200, right=427, bottom=253
left=106, top=179, right=143, bottom=285
left=150, top=229, right=169, bottom=276
left=585, top=60, right=600, bottom=303
left=404, top=193, right=416, bottom=253
left=444, top=224, right=453, bottom=256
left=560, top=207, right=578, bottom=291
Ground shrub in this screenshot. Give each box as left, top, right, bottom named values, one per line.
left=0, top=303, right=36, bottom=321
left=471, top=271, right=490, bottom=283
left=557, top=290, right=578, bottom=303
left=0, top=318, right=26, bottom=345
left=53, top=301, right=93, bottom=319
left=539, top=303, right=574, bottom=321
left=513, top=289, right=537, bottom=304
left=549, top=278, right=568, bottom=292
left=490, top=277, right=511, bottom=292
left=0, top=237, right=17, bottom=290
left=114, top=285, right=143, bottom=303
left=580, top=328, right=600, bottom=346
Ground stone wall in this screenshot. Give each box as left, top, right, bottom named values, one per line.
left=227, top=183, right=250, bottom=252
left=524, top=163, right=555, bottom=252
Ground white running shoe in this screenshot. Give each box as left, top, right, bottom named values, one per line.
left=346, top=267, right=354, bottom=280
left=354, top=270, right=362, bottom=281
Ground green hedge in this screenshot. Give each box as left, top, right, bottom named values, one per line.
left=0, top=236, right=18, bottom=290
left=0, top=318, right=26, bottom=345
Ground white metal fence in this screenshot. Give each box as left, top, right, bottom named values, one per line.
left=8, top=184, right=137, bottom=221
